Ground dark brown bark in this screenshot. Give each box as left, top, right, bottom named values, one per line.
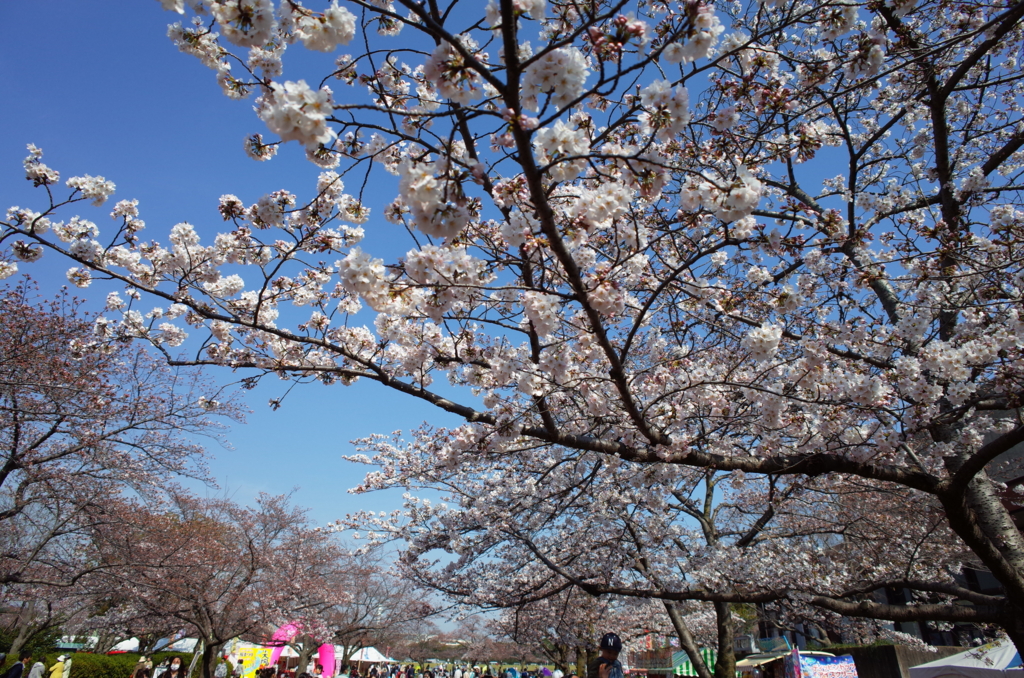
left=712, top=603, right=735, bottom=678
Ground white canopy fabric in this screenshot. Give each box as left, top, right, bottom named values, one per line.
left=112, top=639, right=141, bottom=652
left=910, top=640, right=1023, bottom=678
left=348, top=648, right=395, bottom=663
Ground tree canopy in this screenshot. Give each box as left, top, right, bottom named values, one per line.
left=3, top=0, right=1024, bottom=655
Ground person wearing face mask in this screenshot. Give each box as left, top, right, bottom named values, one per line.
left=162, top=657, right=186, bottom=678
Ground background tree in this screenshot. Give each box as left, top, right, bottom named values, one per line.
left=0, top=595, right=81, bottom=662
left=88, top=492, right=348, bottom=678
left=317, top=547, right=434, bottom=668
left=0, top=280, right=237, bottom=591
left=491, top=590, right=674, bottom=676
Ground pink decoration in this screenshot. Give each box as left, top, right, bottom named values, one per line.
left=317, top=645, right=335, bottom=678
left=269, top=623, right=302, bottom=666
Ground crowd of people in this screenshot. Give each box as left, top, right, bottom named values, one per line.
left=260, top=660, right=578, bottom=678
left=1, top=653, right=72, bottom=678
left=0, top=630, right=623, bottom=678
left=235, top=631, right=625, bottom=678
left=129, top=655, right=190, bottom=678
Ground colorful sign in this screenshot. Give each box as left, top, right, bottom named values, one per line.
left=791, top=656, right=858, bottom=678
left=235, top=646, right=274, bottom=678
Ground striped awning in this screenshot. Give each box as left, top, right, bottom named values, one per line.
left=673, top=650, right=716, bottom=676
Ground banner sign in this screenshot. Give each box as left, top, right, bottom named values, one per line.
left=786, top=656, right=858, bottom=678
left=235, top=646, right=274, bottom=678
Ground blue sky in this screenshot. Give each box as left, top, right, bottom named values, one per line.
left=0, top=2, right=463, bottom=529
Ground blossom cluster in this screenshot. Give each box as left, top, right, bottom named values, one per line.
left=522, top=47, right=590, bottom=110
left=638, top=79, right=690, bottom=142
left=661, top=3, right=724, bottom=64
left=288, top=1, right=357, bottom=52
left=257, top=80, right=335, bottom=148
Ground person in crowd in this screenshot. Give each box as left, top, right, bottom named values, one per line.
left=27, top=659, right=45, bottom=678
left=61, top=657, right=72, bottom=678
left=162, top=657, right=187, bottom=678
left=588, top=634, right=623, bottom=678
left=215, top=662, right=228, bottom=678
left=3, top=654, right=32, bottom=678
left=132, top=658, right=152, bottom=678
left=48, top=658, right=65, bottom=678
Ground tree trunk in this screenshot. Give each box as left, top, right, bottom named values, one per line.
left=663, top=602, right=713, bottom=678
left=940, top=458, right=1024, bottom=619
left=8, top=601, right=38, bottom=660
left=540, top=641, right=571, bottom=675
left=140, top=634, right=160, bottom=655
left=712, top=603, right=735, bottom=678
left=575, top=647, right=596, bottom=678
left=297, top=639, right=316, bottom=677
left=94, top=630, right=122, bottom=654
left=200, top=641, right=222, bottom=678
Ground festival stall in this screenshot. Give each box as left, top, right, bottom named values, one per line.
left=673, top=650, right=717, bottom=676
left=736, top=651, right=843, bottom=678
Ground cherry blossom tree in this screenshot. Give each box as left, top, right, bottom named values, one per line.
left=267, top=553, right=431, bottom=678
left=0, top=280, right=238, bottom=599
left=0, top=594, right=94, bottom=661
left=491, top=590, right=674, bottom=676
left=320, top=548, right=434, bottom=668
left=4, top=0, right=1024, bottom=650
left=70, top=597, right=184, bottom=655
left=350, top=438, right=955, bottom=677
left=87, top=492, right=349, bottom=678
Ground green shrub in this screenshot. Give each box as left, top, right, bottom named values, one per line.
left=1, top=648, right=234, bottom=678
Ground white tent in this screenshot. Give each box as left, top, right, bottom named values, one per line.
left=348, top=648, right=395, bottom=663
left=910, top=640, right=1023, bottom=678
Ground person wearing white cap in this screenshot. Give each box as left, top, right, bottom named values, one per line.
left=48, top=657, right=66, bottom=678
